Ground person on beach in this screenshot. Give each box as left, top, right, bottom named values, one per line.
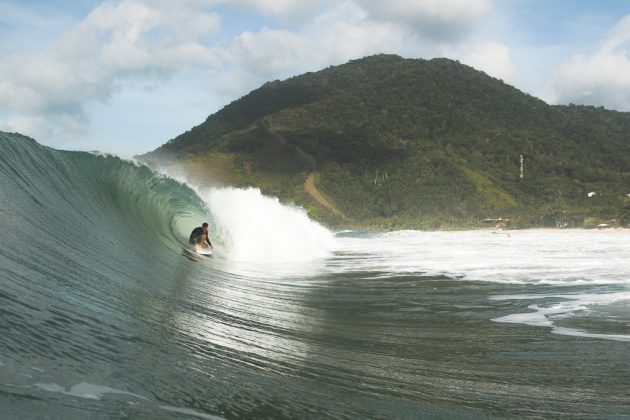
left=189, top=223, right=213, bottom=251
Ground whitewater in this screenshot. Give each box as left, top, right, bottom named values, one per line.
left=1, top=132, right=629, bottom=419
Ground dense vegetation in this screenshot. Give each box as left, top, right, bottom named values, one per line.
left=140, top=54, right=630, bottom=229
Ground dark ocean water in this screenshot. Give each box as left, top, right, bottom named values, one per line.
left=1, top=132, right=629, bottom=419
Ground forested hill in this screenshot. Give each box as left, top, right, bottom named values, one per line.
left=140, top=54, right=630, bottom=229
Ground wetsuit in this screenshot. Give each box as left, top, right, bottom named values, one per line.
left=189, top=227, right=212, bottom=246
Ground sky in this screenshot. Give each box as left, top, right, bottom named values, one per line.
left=1, top=0, right=630, bottom=157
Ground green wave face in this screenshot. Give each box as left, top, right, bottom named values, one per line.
left=0, top=132, right=210, bottom=289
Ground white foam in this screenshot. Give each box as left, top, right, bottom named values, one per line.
left=335, top=229, right=630, bottom=285
left=35, top=382, right=148, bottom=401
left=333, top=229, right=630, bottom=341
left=199, top=187, right=334, bottom=263
left=550, top=327, right=630, bottom=342
left=34, top=382, right=223, bottom=418
left=491, top=291, right=630, bottom=342
left=160, top=405, right=225, bottom=419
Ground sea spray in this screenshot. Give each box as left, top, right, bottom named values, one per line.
left=198, top=187, right=334, bottom=263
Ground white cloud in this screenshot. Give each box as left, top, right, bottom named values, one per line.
left=355, top=0, right=492, bottom=41
left=308, top=1, right=410, bottom=60
left=460, top=42, right=515, bottom=82
left=228, top=0, right=332, bottom=19
left=0, top=113, right=89, bottom=146
left=0, top=0, right=220, bottom=140
left=545, top=15, right=630, bottom=109
left=211, top=1, right=419, bottom=97
left=220, top=27, right=304, bottom=77
left=211, top=1, right=508, bottom=101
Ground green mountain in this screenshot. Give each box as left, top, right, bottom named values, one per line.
left=140, top=54, right=630, bottom=229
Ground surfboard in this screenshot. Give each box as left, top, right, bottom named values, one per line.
left=182, top=247, right=213, bottom=260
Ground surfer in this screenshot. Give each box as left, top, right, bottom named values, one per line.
left=189, top=223, right=213, bottom=251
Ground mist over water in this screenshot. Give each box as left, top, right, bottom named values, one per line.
left=2, top=133, right=630, bottom=419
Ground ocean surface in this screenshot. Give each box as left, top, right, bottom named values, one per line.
left=1, top=132, right=629, bottom=419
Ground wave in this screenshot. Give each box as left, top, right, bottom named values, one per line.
left=0, top=132, right=333, bottom=270
left=0, top=133, right=205, bottom=256
left=0, top=131, right=340, bottom=418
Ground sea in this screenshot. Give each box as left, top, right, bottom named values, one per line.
left=1, top=132, right=629, bottom=419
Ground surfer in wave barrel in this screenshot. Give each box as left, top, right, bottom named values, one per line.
left=189, top=222, right=213, bottom=253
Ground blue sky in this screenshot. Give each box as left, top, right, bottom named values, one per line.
left=1, top=0, right=629, bottom=157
